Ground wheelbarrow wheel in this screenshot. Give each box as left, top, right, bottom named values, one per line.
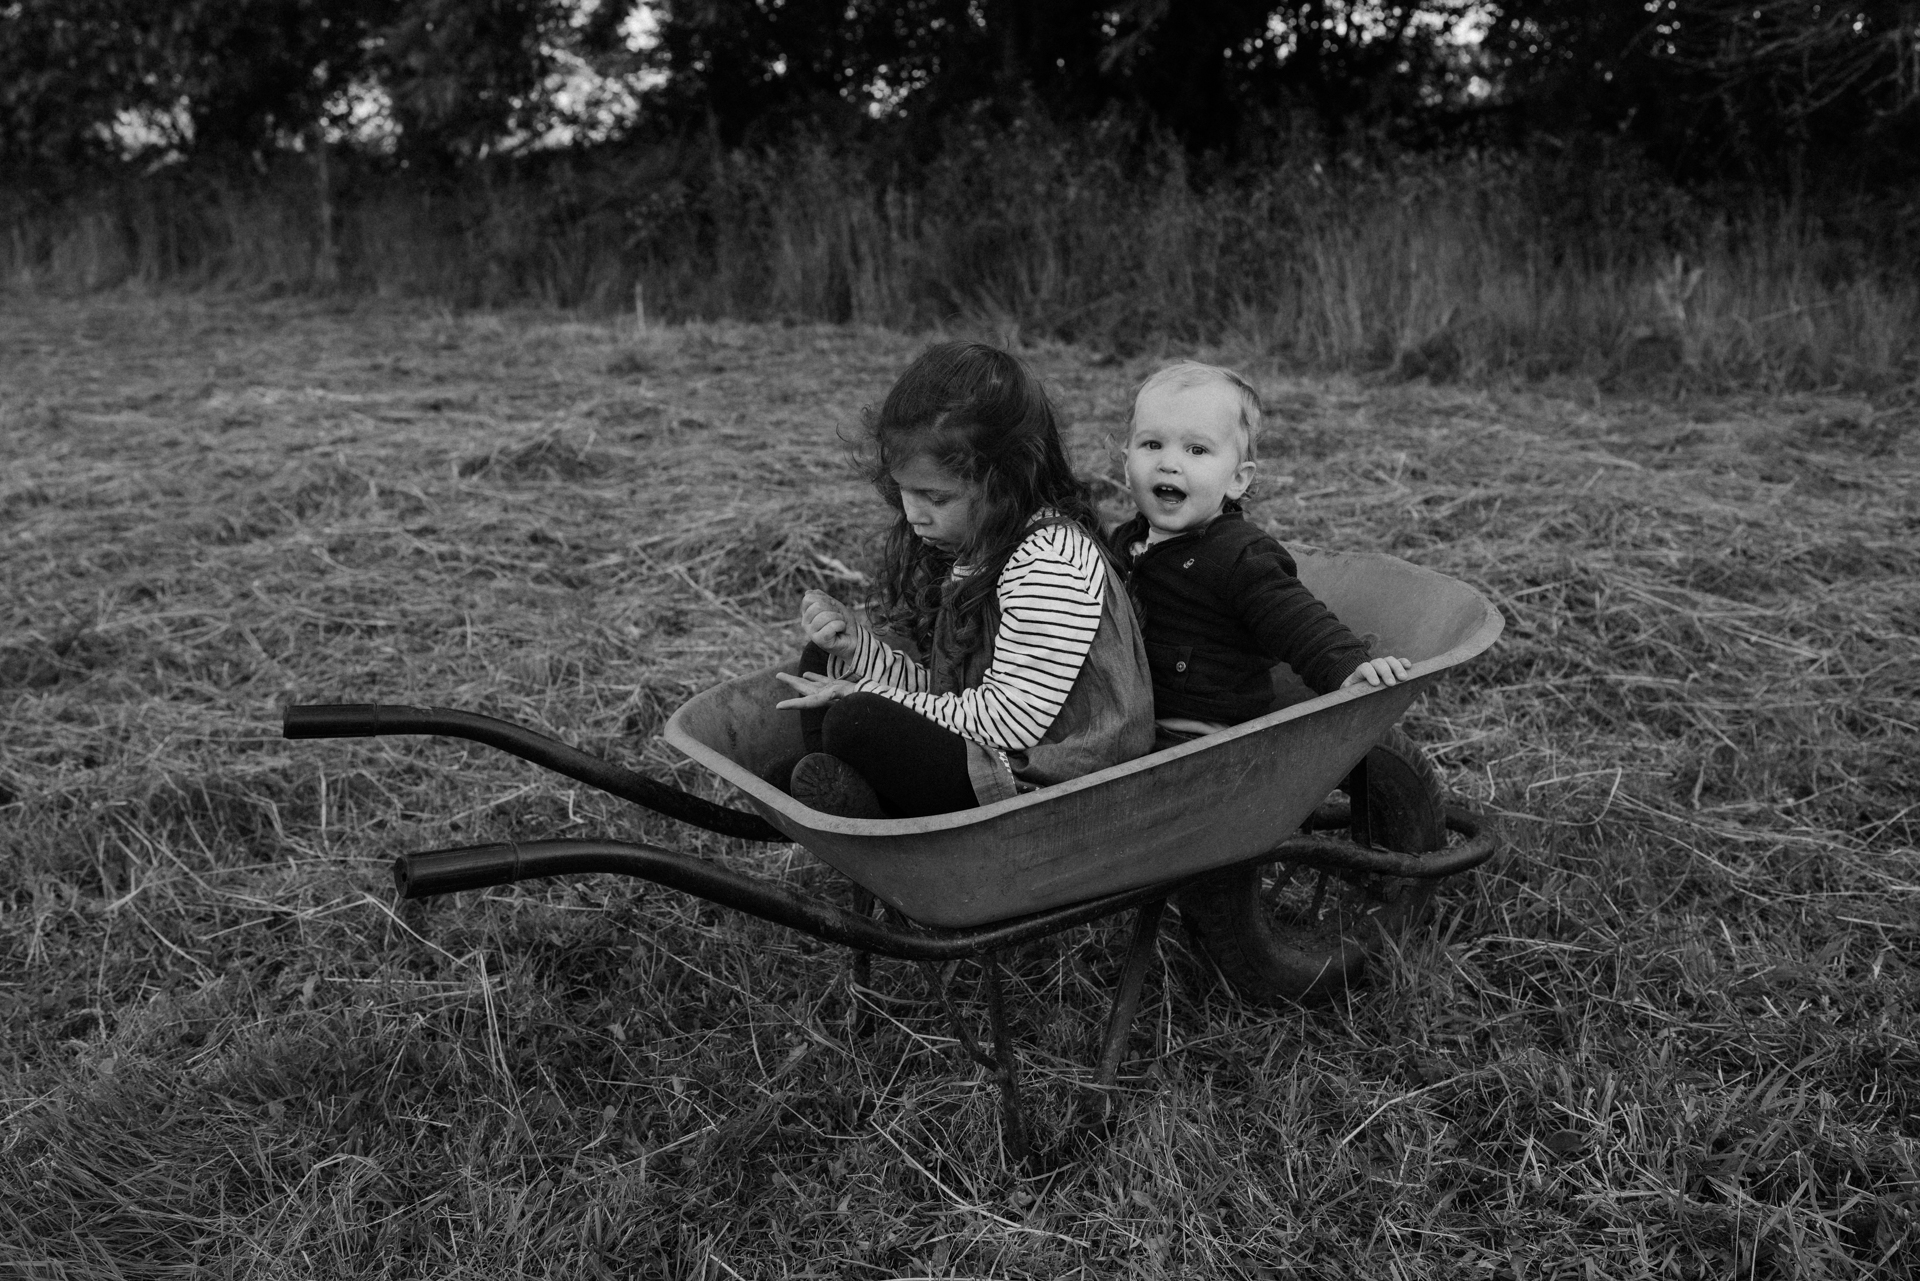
left=1176, top=726, right=1446, bottom=1005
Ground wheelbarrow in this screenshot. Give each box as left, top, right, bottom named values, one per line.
left=284, top=549, right=1503, bottom=1161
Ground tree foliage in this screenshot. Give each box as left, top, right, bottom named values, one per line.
left=0, top=0, right=572, bottom=168
left=1485, top=0, right=1920, bottom=184
left=2, top=0, right=1914, bottom=188
left=634, top=0, right=1486, bottom=153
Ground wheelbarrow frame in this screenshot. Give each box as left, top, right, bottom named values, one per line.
left=285, top=702, right=1496, bottom=1162
left=283, top=548, right=1506, bottom=1161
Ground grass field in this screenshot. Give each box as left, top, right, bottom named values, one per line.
left=2, top=291, right=1916, bottom=1279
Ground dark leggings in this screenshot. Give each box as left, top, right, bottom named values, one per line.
left=797, top=644, right=977, bottom=818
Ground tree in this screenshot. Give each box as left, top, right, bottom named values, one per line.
left=371, top=0, right=569, bottom=163
left=0, top=0, right=394, bottom=166
left=6, top=0, right=1909, bottom=188
left=1483, top=0, right=1920, bottom=184
left=633, top=0, right=1485, bottom=155
left=0, top=0, right=573, bottom=170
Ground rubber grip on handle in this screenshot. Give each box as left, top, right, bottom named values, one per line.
left=283, top=704, right=403, bottom=738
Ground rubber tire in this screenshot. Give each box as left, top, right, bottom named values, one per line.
left=1176, top=726, right=1447, bottom=1006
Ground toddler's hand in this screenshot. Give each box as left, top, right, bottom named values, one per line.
left=800, top=589, right=862, bottom=661
left=1341, top=656, right=1414, bottom=689
left=775, top=671, right=859, bottom=709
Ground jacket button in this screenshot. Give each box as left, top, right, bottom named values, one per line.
left=1175, top=661, right=1187, bottom=672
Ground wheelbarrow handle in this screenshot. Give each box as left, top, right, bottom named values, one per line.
left=282, top=703, right=786, bottom=843
left=393, top=838, right=1183, bottom=962
left=284, top=704, right=400, bottom=738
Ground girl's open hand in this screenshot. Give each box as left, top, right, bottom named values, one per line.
left=1341, top=656, right=1414, bottom=689
left=800, top=589, right=862, bottom=660
left=774, top=670, right=860, bottom=709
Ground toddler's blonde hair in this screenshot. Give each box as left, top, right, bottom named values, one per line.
left=1129, top=361, right=1264, bottom=462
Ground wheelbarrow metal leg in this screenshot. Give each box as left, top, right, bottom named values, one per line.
left=919, top=961, right=994, bottom=1069
left=915, top=956, right=1031, bottom=1164
left=981, top=951, right=1030, bottom=1166
left=1075, top=898, right=1166, bottom=1137
left=848, top=885, right=875, bottom=1037
left=1092, top=898, right=1166, bottom=1090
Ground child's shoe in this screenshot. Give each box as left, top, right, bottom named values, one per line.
left=759, top=751, right=806, bottom=792
left=788, top=752, right=886, bottom=819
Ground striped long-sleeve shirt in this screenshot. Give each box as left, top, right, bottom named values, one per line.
left=827, top=522, right=1107, bottom=752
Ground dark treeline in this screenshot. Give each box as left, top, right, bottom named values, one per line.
left=3, top=2, right=1917, bottom=385
left=5, top=1, right=1917, bottom=186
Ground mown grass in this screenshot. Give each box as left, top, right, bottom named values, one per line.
left=1, top=292, right=1916, bottom=1278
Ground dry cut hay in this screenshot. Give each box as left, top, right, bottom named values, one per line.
left=0, top=293, right=1914, bottom=1279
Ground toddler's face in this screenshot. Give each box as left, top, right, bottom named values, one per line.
left=892, top=453, right=982, bottom=553
left=1124, top=382, right=1255, bottom=542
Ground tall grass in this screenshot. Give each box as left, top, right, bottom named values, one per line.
left=5, top=131, right=1917, bottom=389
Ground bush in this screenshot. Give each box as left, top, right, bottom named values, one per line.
left=5, top=129, right=1916, bottom=390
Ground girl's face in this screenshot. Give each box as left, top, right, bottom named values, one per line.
left=891, top=453, right=982, bottom=553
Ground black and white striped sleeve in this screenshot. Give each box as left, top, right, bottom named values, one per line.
left=827, top=627, right=931, bottom=692
left=860, top=524, right=1106, bottom=751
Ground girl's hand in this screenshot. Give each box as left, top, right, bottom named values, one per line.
left=774, top=671, right=860, bottom=709
left=1341, top=656, right=1414, bottom=689
left=800, top=589, right=862, bottom=661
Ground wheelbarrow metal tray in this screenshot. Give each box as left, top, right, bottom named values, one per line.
left=664, top=550, right=1501, bottom=929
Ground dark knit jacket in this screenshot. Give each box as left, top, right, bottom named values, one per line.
left=1108, top=504, right=1371, bottom=724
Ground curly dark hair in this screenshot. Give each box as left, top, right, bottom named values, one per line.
left=864, top=341, right=1098, bottom=658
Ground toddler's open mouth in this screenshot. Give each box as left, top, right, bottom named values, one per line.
left=1151, top=484, right=1187, bottom=504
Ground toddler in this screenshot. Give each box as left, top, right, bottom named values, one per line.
left=774, top=341, right=1155, bottom=818
left=1109, top=361, right=1411, bottom=742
